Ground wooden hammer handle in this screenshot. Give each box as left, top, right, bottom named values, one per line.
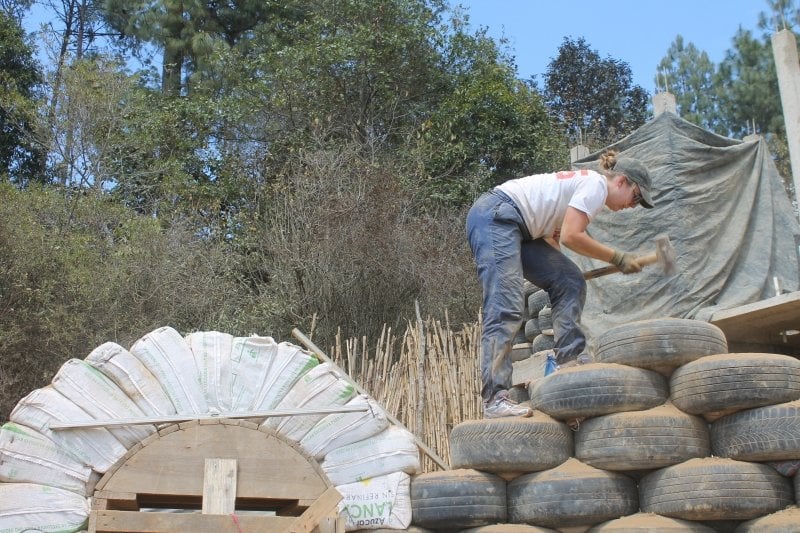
left=583, top=252, right=658, bottom=280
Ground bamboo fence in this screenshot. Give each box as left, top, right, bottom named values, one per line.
left=328, top=312, right=482, bottom=472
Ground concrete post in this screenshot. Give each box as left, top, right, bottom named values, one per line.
left=772, top=29, right=800, bottom=202
left=570, top=145, right=589, bottom=164
left=653, top=92, right=677, bottom=116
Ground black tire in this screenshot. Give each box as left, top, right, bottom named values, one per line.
left=735, top=507, right=800, bottom=532
left=411, top=469, right=507, bottom=530
left=531, top=334, right=554, bottom=354
left=537, top=307, right=553, bottom=332
left=639, top=458, right=793, bottom=521
left=508, top=458, right=638, bottom=528
left=527, top=290, right=549, bottom=317
left=587, top=513, right=716, bottom=532
left=524, top=319, right=541, bottom=342
left=594, top=318, right=728, bottom=375
left=511, top=343, right=532, bottom=363
left=670, top=353, right=800, bottom=416
left=513, top=326, right=529, bottom=345
left=449, top=414, right=573, bottom=474
left=508, top=384, right=530, bottom=404
left=529, top=363, right=669, bottom=420
left=523, top=281, right=540, bottom=300
left=710, top=399, right=800, bottom=461
left=575, top=403, right=710, bottom=471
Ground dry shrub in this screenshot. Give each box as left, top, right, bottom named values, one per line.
left=236, top=145, right=481, bottom=346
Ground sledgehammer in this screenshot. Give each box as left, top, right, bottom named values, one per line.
left=583, top=234, right=677, bottom=280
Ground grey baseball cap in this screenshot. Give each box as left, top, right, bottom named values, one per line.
left=614, top=157, right=654, bottom=208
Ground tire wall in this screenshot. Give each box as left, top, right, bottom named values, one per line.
left=412, top=316, right=800, bottom=531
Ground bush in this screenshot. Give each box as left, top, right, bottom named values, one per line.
left=0, top=184, right=240, bottom=420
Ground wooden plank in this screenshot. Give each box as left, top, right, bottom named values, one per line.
left=292, top=328, right=449, bottom=470
left=91, top=510, right=296, bottom=533
left=92, top=491, right=138, bottom=511
left=202, top=458, right=237, bottom=515
left=287, top=487, right=342, bottom=533
left=49, top=406, right=368, bottom=430
left=710, top=291, right=800, bottom=347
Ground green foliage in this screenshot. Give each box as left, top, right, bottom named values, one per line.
left=543, top=37, right=649, bottom=150
left=0, top=9, right=44, bottom=183
left=100, top=0, right=306, bottom=94
left=656, top=35, right=723, bottom=133
left=655, top=3, right=797, bottom=184
left=717, top=28, right=783, bottom=138
left=411, top=24, right=566, bottom=204
left=0, top=183, right=246, bottom=420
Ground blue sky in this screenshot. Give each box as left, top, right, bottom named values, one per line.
left=453, top=0, right=769, bottom=93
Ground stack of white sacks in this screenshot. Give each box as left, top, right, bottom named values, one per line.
left=0, top=326, right=420, bottom=532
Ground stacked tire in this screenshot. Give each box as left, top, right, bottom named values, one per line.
left=509, top=284, right=554, bottom=403
left=410, top=318, right=800, bottom=531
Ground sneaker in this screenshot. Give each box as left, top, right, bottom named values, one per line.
left=484, top=390, right=533, bottom=419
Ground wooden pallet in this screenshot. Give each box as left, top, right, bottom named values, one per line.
left=89, top=418, right=343, bottom=533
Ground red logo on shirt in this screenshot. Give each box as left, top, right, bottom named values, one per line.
left=556, top=170, right=589, bottom=180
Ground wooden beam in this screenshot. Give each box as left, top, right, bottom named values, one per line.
left=202, top=458, right=237, bottom=515
left=91, top=511, right=297, bottom=533
left=49, top=406, right=368, bottom=430
left=711, top=291, right=800, bottom=347
left=287, top=487, right=342, bottom=533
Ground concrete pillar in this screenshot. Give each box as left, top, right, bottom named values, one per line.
left=772, top=29, right=800, bottom=202
left=570, top=145, right=589, bottom=164
left=653, top=92, right=677, bottom=116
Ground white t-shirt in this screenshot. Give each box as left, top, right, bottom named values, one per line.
left=496, top=169, right=608, bottom=239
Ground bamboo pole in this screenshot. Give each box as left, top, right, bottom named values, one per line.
left=292, top=328, right=449, bottom=470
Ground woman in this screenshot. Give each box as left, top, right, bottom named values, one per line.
left=466, top=150, right=654, bottom=419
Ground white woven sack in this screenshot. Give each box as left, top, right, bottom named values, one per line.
left=85, top=342, right=176, bottom=417
left=0, top=422, right=99, bottom=496
left=228, top=335, right=279, bottom=412
left=250, top=342, right=318, bottom=411
left=9, top=386, right=126, bottom=473
left=336, top=472, right=412, bottom=531
left=265, top=363, right=356, bottom=442
left=129, top=326, right=208, bottom=414
left=321, top=426, right=420, bottom=486
left=0, top=482, right=90, bottom=533
left=299, top=394, right=389, bottom=460
left=185, top=330, right=234, bottom=412
left=52, top=359, right=155, bottom=448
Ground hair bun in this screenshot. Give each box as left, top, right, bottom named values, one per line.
left=599, top=150, right=618, bottom=171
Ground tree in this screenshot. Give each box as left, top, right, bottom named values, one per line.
left=100, top=0, right=303, bottom=95
left=412, top=23, right=565, bottom=204
left=1, top=0, right=33, bottom=23
left=759, top=0, right=800, bottom=31
left=656, top=35, right=722, bottom=133
left=716, top=28, right=783, bottom=138
left=0, top=9, right=44, bottom=184
left=543, top=37, right=649, bottom=150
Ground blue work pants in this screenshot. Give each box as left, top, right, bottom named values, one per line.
left=466, top=190, right=587, bottom=402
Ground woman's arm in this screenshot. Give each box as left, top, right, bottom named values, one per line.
left=558, top=206, right=617, bottom=263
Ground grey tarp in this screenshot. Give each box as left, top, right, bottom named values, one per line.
left=567, top=111, right=800, bottom=344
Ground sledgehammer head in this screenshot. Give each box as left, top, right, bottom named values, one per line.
left=654, top=234, right=677, bottom=276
